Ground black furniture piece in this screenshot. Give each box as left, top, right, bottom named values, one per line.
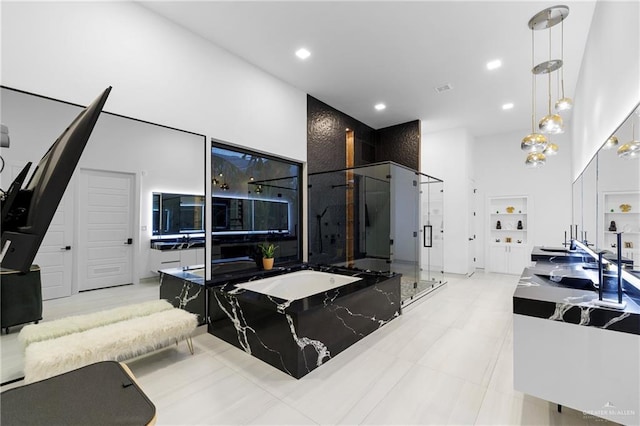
left=1, top=265, right=42, bottom=334
left=0, top=361, right=156, bottom=425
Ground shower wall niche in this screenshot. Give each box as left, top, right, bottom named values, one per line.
left=308, top=162, right=445, bottom=305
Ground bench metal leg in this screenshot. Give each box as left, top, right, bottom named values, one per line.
left=175, top=337, right=194, bottom=355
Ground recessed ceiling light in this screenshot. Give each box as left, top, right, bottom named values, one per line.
left=502, top=103, right=514, bottom=110
left=295, top=48, right=311, bottom=59
left=374, top=103, right=386, bottom=111
left=487, top=59, right=502, bottom=70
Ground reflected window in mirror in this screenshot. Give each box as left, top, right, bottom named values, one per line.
left=211, top=142, right=302, bottom=273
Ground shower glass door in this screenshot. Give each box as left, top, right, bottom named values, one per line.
left=307, top=162, right=444, bottom=307
left=389, top=164, right=421, bottom=303
left=419, top=175, right=445, bottom=293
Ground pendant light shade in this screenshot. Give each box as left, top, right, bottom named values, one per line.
left=544, top=142, right=559, bottom=156
left=618, top=123, right=640, bottom=159
left=525, top=152, right=546, bottom=167
left=521, top=133, right=548, bottom=152
left=617, top=142, right=640, bottom=159
left=603, top=135, right=619, bottom=149
left=539, top=113, right=564, bottom=134
left=555, top=97, right=573, bottom=112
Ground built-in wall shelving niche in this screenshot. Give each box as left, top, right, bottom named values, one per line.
left=487, top=195, right=531, bottom=274
left=600, top=191, right=640, bottom=262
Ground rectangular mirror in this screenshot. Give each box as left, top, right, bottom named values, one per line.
left=152, top=192, right=205, bottom=236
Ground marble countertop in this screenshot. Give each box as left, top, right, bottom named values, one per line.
left=530, top=246, right=633, bottom=266
left=150, top=238, right=205, bottom=250
left=514, top=259, right=640, bottom=335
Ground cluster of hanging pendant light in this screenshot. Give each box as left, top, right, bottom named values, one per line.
left=602, top=107, right=640, bottom=159
left=522, top=5, right=571, bottom=168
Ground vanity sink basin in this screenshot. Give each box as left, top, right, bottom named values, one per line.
left=539, top=247, right=573, bottom=253
left=534, top=265, right=597, bottom=290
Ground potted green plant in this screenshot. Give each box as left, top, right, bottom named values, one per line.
left=258, top=242, right=278, bottom=270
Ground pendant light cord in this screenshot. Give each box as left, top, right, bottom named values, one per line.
left=548, top=12, right=552, bottom=115
left=561, top=19, right=565, bottom=98
left=531, top=29, right=535, bottom=132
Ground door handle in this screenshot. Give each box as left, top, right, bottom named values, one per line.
left=124, top=238, right=133, bottom=245
left=60, top=246, right=71, bottom=251
left=423, top=225, right=432, bottom=248
left=468, top=237, right=474, bottom=241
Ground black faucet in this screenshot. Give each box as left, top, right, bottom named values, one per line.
left=597, top=251, right=605, bottom=301
left=616, top=232, right=623, bottom=304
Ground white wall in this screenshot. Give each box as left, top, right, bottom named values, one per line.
left=571, top=0, right=640, bottom=180
left=1, top=1, right=307, bottom=163
left=421, top=127, right=474, bottom=275
left=1, top=2, right=307, bottom=282
left=475, top=129, right=573, bottom=267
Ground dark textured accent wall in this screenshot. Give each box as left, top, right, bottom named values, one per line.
left=307, top=96, right=375, bottom=174
left=375, top=120, right=420, bottom=171
left=307, top=96, right=420, bottom=173
left=307, top=97, right=420, bottom=263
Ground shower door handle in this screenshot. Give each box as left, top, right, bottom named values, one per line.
left=423, top=225, right=433, bottom=248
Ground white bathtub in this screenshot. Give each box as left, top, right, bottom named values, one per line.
left=234, top=270, right=361, bottom=300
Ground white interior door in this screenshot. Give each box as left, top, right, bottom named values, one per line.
left=78, top=169, right=134, bottom=291
left=11, top=162, right=74, bottom=300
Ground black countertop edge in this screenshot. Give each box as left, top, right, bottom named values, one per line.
left=514, top=265, right=640, bottom=336
left=531, top=246, right=633, bottom=265
left=209, top=263, right=399, bottom=314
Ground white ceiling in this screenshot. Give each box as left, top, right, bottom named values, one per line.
left=139, top=1, right=596, bottom=137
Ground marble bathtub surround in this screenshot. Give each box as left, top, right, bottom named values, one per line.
left=160, top=268, right=206, bottom=325
left=208, top=264, right=401, bottom=378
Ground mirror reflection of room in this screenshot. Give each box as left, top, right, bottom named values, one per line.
left=210, top=144, right=302, bottom=273
left=596, top=104, right=640, bottom=259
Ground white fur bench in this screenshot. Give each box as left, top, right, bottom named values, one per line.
left=18, top=299, right=174, bottom=346
left=21, top=302, right=198, bottom=383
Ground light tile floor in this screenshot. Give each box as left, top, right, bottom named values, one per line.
left=1, top=271, right=617, bottom=425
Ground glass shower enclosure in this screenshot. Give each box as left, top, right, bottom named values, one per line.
left=308, top=162, right=445, bottom=306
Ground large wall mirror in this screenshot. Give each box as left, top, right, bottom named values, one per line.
left=597, top=104, right=640, bottom=260
left=0, top=86, right=204, bottom=385
left=573, top=102, right=640, bottom=267
left=210, top=143, right=302, bottom=273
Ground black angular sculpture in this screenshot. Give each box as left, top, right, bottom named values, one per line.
left=1, top=87, right=111, bottom=272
